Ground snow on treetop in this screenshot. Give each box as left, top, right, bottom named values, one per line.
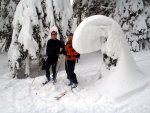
left=129, top=0, right=144, bottom=13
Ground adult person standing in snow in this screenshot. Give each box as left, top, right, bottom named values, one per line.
left=61, top=33, right=79, bottom=88
left=43, top=30, right=64, bottom=85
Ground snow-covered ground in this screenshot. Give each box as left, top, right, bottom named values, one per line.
left=0, top=51, right=150, bottom=113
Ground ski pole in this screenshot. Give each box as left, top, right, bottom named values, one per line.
left=65, top=60, right=70, bottom=80
left=65, top=59, right=74, bottom=91
left=62, top=57, right=71, bottom=82
left=55, top=55, right=64, bottom=79
left=16, top=57, right=43, bottom=92
left=30, top=63, right=43, bottom=86
left=18, top=63, right=42, bottom=92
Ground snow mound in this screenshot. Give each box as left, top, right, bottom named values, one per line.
left=73, top=15, right=150, bottom=99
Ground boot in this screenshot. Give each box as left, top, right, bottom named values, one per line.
left=71, top=83, right=77, bottom=88
left=68, top=82, right=73, bottom=86
left=43, top=77, right=50, bottom=85
left=43, top=80, right=50, bottom=85
left=52, top=77, right=56, bottom=83
left=68, top=80, right=73, bottom=86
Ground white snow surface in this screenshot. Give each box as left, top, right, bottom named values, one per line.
left=73, top=15, right=150, bottom=98
left=0, top=51, right=150, bottom=113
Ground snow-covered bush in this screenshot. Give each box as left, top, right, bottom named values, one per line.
left=8, top=0, right=74, bottom=77
left=114, top=0, right=150, bottom=51
left=73, top=15, right=137, bottom=75
left=73, top=15, right=148, bottom=98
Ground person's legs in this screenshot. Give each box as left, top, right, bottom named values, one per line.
left=65, top=60, right=70, bottom=79
left=52, top=60, right=57, bottom=80
left=65, top=60, right=73, bottom=85
left=45, top=58, right=51, bottom=81
left=69, top=60, right=78, bottom=84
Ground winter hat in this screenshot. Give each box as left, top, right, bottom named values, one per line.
left=67, top=33, right=73, bottom=36
left=51, top=31, right=57, bottom=35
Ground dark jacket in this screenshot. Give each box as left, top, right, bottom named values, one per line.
left=46, top=39, right=64, bottom=60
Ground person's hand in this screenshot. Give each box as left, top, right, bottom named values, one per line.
left=60, top=49, right=67, bottom=55
left=59, top=49, right=63, bottom=54
left=63, top=51, right=67, bottom=55
left=43, top=54, right=48, bottom=60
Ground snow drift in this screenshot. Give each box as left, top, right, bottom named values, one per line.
left=73, top=15, right=150, bottom=99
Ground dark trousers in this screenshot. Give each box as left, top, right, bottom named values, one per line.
left=65, top=60, right=78, bottom=84
left=45, top=57, right=57, bottom=81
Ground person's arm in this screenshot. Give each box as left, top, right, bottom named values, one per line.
left=60, top=41, right=65, bottom=48
left=60, top=47, right=66, bottom=55
left=59, top=41, right=66, bottom=54
left=46, top=40, right=50, bottom=56
left=67, top=49, right=78, bottom=56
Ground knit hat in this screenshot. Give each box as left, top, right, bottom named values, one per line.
left=67, top=33, right=73, bottom=36
left=51, top=31, right=57, bottom=35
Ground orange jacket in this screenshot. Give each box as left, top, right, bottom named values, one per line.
left=65, top=40, right=78, bottom=60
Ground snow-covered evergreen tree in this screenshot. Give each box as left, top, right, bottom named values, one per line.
left=8, top=0, right=74, bottom=77
left=73, top=0, right=116, bottom=25
left=114, top=0, right=150, bottom=52
left=144, top=1, right=150, bottom=50
left=0, top=0, right=20, bottom=52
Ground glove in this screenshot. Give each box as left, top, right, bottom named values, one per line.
left=59, top=50, right=63, bottom=54
left=60, top=49, right=67, bottom=55
left=63, top=51, right=67, bottom=55
left=43, top=54, right=48, bottom=60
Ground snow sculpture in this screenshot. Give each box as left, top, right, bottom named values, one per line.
left=73, top=15, right=149, bottom=99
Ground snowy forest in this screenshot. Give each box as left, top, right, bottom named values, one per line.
left=0, top=0, right=150, bottom=76
left=0, top=0, right=74, bottom=77
left=0, top=0, right=150, bottom=113
left=73, top=0, right=150, bottom=52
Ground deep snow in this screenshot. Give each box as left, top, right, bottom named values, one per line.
left=0, top=51, right=150, bottom=113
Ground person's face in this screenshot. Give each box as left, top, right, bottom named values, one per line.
left=51, top=33, right=57, bottom=40
left=67, top=35, right=73, bottom=41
